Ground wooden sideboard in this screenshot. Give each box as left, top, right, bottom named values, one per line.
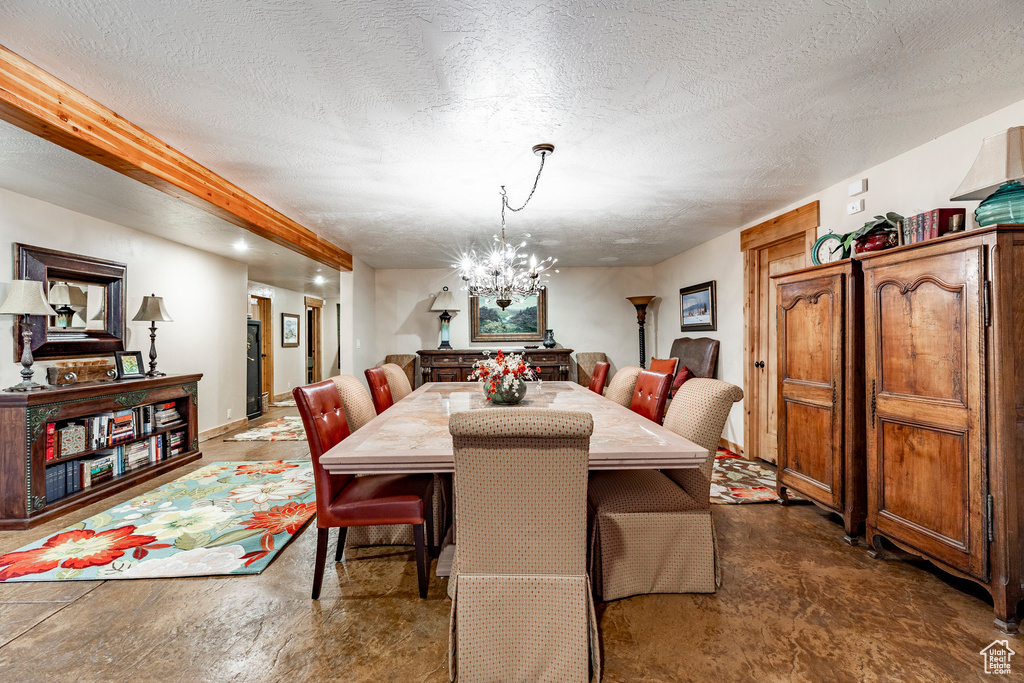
left=418, top=349, right=573, bottom=384
left=774, top=259, right=866, bottom=544
left=0, top=373, right=203, bottom=529
left=857, top=225, right=1023, bottom=633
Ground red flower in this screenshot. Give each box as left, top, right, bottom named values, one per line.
left=241, top=502, right=316, bottom=535
left=236, top=461, right=299, bottom=475
left=0, top=526, right=157, bottom=580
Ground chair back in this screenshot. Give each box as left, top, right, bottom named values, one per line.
left=629, top=370, right=673, bottom=423
left=603, top=366, right=643, bottom=408
left=381, top=362, right=413, bottom=400
left=449, top=409, right=593, bottom=576
left=330, top=375, right=377, bottom=431
left=668, top=337, right=720, bottom=379
left=384, top=353, right=417, bottom=389
left=649, top=357, right=679, bottom=376
left=662, top=378, right=743, bottom=501
left=365, top=367, right=395, bottom=414
left=293, top=381, right=356, bottom=523
left=588, top=361, right=610, bottom=394
left=575, top=352, right=608, bottom=388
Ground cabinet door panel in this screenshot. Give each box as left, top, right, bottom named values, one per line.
left=777, top=273, right=843, bottom=508
left=864, top=245, right=986, bottom=579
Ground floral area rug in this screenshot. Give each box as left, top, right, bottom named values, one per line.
left=270, top=398, right=297, bottom=407
left=0, top=461, right=315, bottom=581
left=223, top=416, right=306, bottom=441
left=711, top=448, right=799, bottom=504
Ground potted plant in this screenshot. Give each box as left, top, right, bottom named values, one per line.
left=839, top=212, right=904, bottom=255
left=471, top=349, right=536, bottom=404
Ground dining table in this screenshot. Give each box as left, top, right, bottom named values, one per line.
left=320, top=380, right=708, bottom=575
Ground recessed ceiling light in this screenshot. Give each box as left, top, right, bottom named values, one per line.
left=314, top=275, right=325, bottom=285
left=233, top=239, right=248, bottom=251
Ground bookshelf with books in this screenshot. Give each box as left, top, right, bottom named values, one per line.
left=0, top=373, right=202, bottom=529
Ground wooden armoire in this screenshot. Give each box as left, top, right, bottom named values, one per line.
left=773, top=260, right=866, bottom=544
left=858, top=225, right=1023, bottom=633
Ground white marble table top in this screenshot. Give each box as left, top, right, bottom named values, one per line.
left=320, top=381, right=707, bottom=474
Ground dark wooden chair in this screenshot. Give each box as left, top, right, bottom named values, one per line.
left=293, top=380, right=434, bottom=599
left=588, top=361, right=610, bottom=394
left=668, top=337, right=720, bottom=380
left=364, top=366, right=394, bottom=414
left=629, top=369, right=673, bottom=423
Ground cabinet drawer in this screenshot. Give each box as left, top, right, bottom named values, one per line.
left=530, top=354, right=562, bottom=363
left=432, top=368, right=462, bottom=382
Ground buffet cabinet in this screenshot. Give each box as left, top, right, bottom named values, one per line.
left=858, top=226, right=1023, bottom=633
left=417, top=348, right=573, bottom=384
left=0, top=374, right=203, bottom=529
left=774, top=260, right=866, bottom=543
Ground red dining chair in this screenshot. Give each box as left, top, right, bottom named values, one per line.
left=629, top=370, right=673, bottom=423
left=293, top=380, right=434, bottom=599
left=364, top=366, right=394, bottom=415
left=649, top=357, right=679, bottom=377
left=588, top=361, right=610, bottom=394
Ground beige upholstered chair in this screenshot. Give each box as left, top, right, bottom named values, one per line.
left=381, top=362, right=414, bottom=401
left=575, top=352, right=608, bottom=389
left=385, top=353, right=417, bottom=389
left=588, top=378, right=743, bottom=601
left=447, top=409, right=600, bottom=683
left=331, top=375, right=377, bottom=432
left=602, top=366, right=643, bottom=408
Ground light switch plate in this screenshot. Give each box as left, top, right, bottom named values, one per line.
left=847, top=199, right=865, bottom=215
left=848, top=178, right=868, bottom=196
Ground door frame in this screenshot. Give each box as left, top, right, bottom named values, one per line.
left=253, top=295, right=274, bottom=399
left=305, top=296, right=323, bottom=383
left=741, top=201, right=820, bottom=460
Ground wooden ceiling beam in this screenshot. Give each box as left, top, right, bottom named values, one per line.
left=0, top=44, right=352, bottom=272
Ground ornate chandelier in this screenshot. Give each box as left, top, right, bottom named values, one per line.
left=454, top=143, right=558, bottom=310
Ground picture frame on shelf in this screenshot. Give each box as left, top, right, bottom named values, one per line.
left=281, top=313, right=300, bottom=348
left=679, top=280, right=717, bottom=332
left=114, top=351, right=145, bottom=379
left=470, top=291, right=547, bottom=343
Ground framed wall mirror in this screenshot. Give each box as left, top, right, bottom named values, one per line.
left=15, top=244, right=126, bottom=360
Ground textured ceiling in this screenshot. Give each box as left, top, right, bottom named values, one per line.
left=1, top=0, right=1023, bottom=269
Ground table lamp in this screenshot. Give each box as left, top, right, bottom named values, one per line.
left=47, top=281, right=74, bottom=328
left=132, top=293, right=173, bottom=377
left=0, top=280, right=59, bottom=391
left=430, top=286, right=459, bottom=350
left=951, top=126, right=1024, bottom=226
left=626, top=295, right=657, bottom=369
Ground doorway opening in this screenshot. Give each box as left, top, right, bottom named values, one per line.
left=251, top=295, right=274, bottom=405
left=305, top=296, right=323, bottom=384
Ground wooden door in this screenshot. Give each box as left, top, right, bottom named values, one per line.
left=305, top=297, right=323, bottom=384
left=253, top=296, right=273, bottom=398
left=245, top=320, right=263, bottom=419
left=863, top=244, right=987, bottom=579
left=755, top=239, right=807, bottom=463
left=777, top=271, right=844, bottom=508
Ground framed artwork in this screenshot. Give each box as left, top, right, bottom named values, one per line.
left=281, top=313, right=300, bottom=348
left=679, top=280, right=717, bottom=332
left=470, top=290, right=547, bottom=343
left=114, top=350, right=145, bottom=379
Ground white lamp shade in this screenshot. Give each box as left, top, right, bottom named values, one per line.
left=951, top=126, right=1024, bottom=201
left=67, top=285, right=88, bottom=307
left=431, top=287, right=460, bottom=312
left=48, top=282, right=71, bottom=306
left=0, top=280, right=59, bottom=316
left=132, top=294, right=173, bottom=322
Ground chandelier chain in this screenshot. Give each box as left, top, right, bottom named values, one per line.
left=500, top=150, right=547, bottom=230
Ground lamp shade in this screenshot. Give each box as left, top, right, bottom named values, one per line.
left=0, top=280, right=59, bottom=316
left=951, top=126, right=1024, bottom=201
left=48, top=282, right=71, bottom=306
left=431, top=286, right=460, bottom=312
left=132, top=294, right=173, bottom=322
left=67, top=285, right=88, bottom=307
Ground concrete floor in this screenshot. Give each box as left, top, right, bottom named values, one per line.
left=0, top=407, right=1016, bottom=682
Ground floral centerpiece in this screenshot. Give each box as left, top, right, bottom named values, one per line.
left=471, top=349, right=535, bottom=405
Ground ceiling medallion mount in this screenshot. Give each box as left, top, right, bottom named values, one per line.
left=454, top=143, right=558, bottom=310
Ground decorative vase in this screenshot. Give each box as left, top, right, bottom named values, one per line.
left=542, top=329, right=556, bottom=349
left=854, top=231, right=897, bottom=254
left=487, top=381, right=528, bottom=405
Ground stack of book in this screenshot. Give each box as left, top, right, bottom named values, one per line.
left=167, top=429, right=188, bottom=457
left=45, top=460, right=84, bottom=503
left=903, top=208, right=966, bottom=245
left=155, top=401, right=182, bottom=427
left=80, top=454, right=115, bottom=488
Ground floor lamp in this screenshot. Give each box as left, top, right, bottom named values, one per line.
left=626, top=296, right=656, bottom=369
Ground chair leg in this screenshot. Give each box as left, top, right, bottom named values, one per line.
left=312, top=527, right=329, bottom=600
left=425, top=489, right=436, bottom=557
left=414, top=522, right=429, bottom=599
left=335, top=527, right=347, bottom=562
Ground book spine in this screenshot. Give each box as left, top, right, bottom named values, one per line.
left=923, top=211, right=932, bottom=241
left=45, top=422, right=56, bottom=461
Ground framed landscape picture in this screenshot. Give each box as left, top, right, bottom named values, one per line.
left=679, top=280, right=717, bottom=332
left=281, top=313, right=300, bottom=347
left=470, top=290, right=547, bottom=343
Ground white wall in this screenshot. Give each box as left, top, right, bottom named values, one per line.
left=322, top=296, right=340, bottom=378
left=374, top=265, right=656, bottom=379
left=340, top=255, right=377, bottom=385
left=0, top=186, right=247, bottom=433
left=651, top=96, right=1024, bottom=453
